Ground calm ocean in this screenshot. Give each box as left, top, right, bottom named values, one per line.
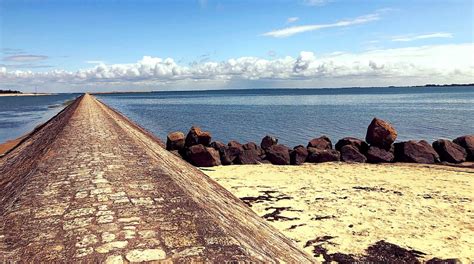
left=0, top=94, right=79, bottom=143
left=1, top=87, right=472, bottom=146
left=96, top=86, right=474, bottom=147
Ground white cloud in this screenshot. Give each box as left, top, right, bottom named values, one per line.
left=3, top=54, right=48, bottom=62
left=287, top=17, right=299, bottom=24
left=392, top=32, right=453, bottom=42
left=1, top=44, right=473, bottom=92
left=262, top=13, right=380, bottom=38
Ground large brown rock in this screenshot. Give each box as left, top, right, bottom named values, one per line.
left=210, top=141, right=232, bottom=165
left=243, top=142, right=264, bottom=156
left=290, top=145, right=308, bottom=165
left=307, top=148, right=340, bottom=163
left=366, top=146, right=394, bottom=163
left=432, top=139, right=467, bottom=164
left=238, top=149, right=262, bottom=164
left=394, top=140, right=440, bottom=164
left=453, top=135, right=474, bottom=161
left=366, top=118, right=398, bottom=150
left=307, top=136, right=332, bottom=150
left=226, top=140, right=244, bottom=164
left=166, top=131, right=185, bottom=151
left=335, top=137, right=369, bottom=153
left=186, top=144, right=221, bottom=167
left=265, top=144, right=290, bottom=165
left=185, top=126, right=212, bottom=147
left=340, top=145, right=366, bottom=163
left=234, top=142, right=263, bottom=164
left=261, top=135, right=278, bottom=150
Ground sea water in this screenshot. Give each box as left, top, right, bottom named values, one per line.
left=96, top=86, right=474, bottom=147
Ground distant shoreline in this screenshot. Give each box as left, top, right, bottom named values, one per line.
left=0, top=93, right=53, bottom=97
left=92, top=83, right=474, bottom=95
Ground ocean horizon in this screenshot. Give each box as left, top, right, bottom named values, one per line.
left=94, top=86, right=473, bottom=147
left=1, top=86, right=473, bottom=146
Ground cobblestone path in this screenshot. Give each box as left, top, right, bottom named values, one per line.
left=0, top=94, right=313, bottom=263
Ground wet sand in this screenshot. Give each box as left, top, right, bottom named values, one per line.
left=0, top=137, right=24, bottom=155
left=204, top=163, right=474, bottom=263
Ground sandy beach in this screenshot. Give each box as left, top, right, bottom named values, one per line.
left=0, top=137, right=24, bottom=155
left=204, top=163, right=474, bottom=262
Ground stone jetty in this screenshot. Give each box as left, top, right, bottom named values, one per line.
left=0, top=94, right=313, bottom=262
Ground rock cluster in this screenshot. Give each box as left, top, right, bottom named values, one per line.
left=166, top=120, right=473, bottom=167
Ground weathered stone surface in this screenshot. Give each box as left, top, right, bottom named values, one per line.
left=237, top=149, right=262, bottom=164
left=335, top=137, right=369, bottom=153
left=290, top=145, right=308, bottom=165
left=307, top=148, right=340, bottom=163
left=125, top=248, right=166, bottom=262
left=242, top=142, right=264, bottom=156
left=366, top=118, right=398, bottom=150
left=265, top=144, right=290, bottom=165
left=260, top=135, right=278, bottom=150
left=226, top=140, right=244, bottom=164
left=166, top=131, right=185, bottom=151
left=432, top=139, right=467, bottom=164
left=185, top=126, right=212, bottom=147
left=210, top=141, right=230, bottom=165
left=366, top=146, right=394, bottom=163
left=307, top=136, right=332, bottom=150
left=0, top=94, right=313, bottom=262
left=169, top=150, right=182, bottom=158
left=394, top=140, right=440, bottom=164
left=340, top=145, right=367, bottom=163
left=453, top=135, right=474, bottom=161
left=186, top=144, right=221, bottom=167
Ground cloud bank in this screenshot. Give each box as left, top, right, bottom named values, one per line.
left=1, top=43, right=473, bottom=92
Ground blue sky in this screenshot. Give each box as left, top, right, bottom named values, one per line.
left=1, top=0, right=473, bottom=92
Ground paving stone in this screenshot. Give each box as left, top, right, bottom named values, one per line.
left=125, top=248, right=166, bottom=262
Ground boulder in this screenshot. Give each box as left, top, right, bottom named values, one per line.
left=186, top=144, right=221, bottom=167
left=210, top=141, right=232, bottom=165
left=307, top=148, right=340, bottom=163
left=226, top=140, right=244, bottom=164
left=261, top=135, right=278, bottom=150
left=237, top=149, right=262, bottom=164
left=185, top=126, right=212, bottom=147
left=340, top=145, right=367, bottom=163
left=243, top=142, right=264, bottom=156
left=237, top=142, right=264, bottom=164
left=432, top=139, right=467, bottom=164
left=290, top=145, right=308, bottom=165
left=394, top=140, right=440, bottom=164
left=335, top=137, right=369, bottom=153
left=307, top=136, right=332, bottom=150
left=210, top=141, right=226, bottom=152
left=366, top=146, right=394, bottom=163
left=365, top=118, right=398, bottom=150
left=166, top=131, right=185, bottom=151
left=453, top=135, right=474, bottom=161
left=265, top=144, right=290, bottom=165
